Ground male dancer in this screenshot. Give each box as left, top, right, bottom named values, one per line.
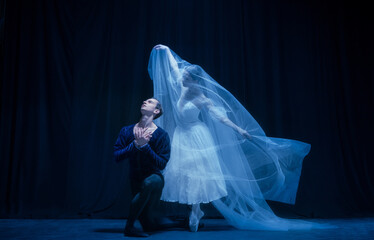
left=114, top=98, right=170, bottom=237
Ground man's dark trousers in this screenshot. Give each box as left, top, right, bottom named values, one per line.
left=127, top=174, right=164, bottom=231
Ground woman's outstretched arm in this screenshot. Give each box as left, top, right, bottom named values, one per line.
left=196, top=95, right=252, bottom=139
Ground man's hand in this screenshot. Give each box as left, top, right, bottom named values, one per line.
left=134, top=127, right=152, bottom=147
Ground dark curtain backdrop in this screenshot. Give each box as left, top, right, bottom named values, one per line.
left=1, top=0, right=373, bottom=218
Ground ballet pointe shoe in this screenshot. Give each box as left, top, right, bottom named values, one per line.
left=189, top=206, right=204, bottom=232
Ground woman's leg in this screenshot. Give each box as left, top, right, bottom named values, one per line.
left=189, top=203, right=204, bottom=232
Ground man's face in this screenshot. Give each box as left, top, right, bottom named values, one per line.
left=140, top=98, right=159, bottom=116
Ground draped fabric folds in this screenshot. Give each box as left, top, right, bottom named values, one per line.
left=148, top=46, right=328, bottom=230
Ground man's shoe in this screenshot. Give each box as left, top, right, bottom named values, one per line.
left=142, top=224, right=159, bottom=232
left=124, top=227, right=149, bottom=238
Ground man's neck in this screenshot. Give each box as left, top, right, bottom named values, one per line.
left=138, top=115, right=155, bottom=128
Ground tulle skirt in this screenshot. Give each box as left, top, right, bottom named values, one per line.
left=161, top=122, right=228, bottom=204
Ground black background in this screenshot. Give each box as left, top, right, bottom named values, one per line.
left=1, top=0, right=373, bottom=218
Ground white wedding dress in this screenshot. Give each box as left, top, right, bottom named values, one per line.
left=161, top=101, right=227, bottom=204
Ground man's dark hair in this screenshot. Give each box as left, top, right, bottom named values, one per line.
left=153, top=98, right=163, bottom=120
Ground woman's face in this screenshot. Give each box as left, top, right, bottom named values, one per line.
left=182, top=71, right=198, bottom=88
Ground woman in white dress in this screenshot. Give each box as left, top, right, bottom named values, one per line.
left=160, top=62, right=252, bottom=231
left=148, top=44, right=328, bottom=231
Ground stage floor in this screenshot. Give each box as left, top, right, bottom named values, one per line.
left=0, top=218, right=373, bottom=239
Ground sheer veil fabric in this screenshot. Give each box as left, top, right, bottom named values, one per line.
left=148, top=45, right=326, bottom=230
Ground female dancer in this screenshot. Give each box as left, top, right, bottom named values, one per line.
left=148, top=44, right=322, bottom=231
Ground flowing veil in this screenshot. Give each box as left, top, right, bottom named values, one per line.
left=148, top=45, right=326, bottom=230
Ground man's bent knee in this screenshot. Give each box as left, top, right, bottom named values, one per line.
left=142, top=174, right=164, bottom=191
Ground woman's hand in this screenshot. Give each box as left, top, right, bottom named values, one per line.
left=238, top=128, right=252, bottom=140
left=154, top=44, right=168, bottom=50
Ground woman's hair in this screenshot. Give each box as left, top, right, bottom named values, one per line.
left=183, top=65, right=202, bottom=83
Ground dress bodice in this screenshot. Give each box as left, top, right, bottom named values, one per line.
left=177, top=100, right=200, bottom=125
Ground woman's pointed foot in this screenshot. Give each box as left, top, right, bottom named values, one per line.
left=189, top=209, right=204, bottom=232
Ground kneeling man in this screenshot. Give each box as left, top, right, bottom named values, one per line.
left=114, top=98, right=170, bottom=237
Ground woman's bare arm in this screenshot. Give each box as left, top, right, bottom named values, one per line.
left=195, top=95, right=252, bottom=139
left=154, top=44, right=180, bottom=80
